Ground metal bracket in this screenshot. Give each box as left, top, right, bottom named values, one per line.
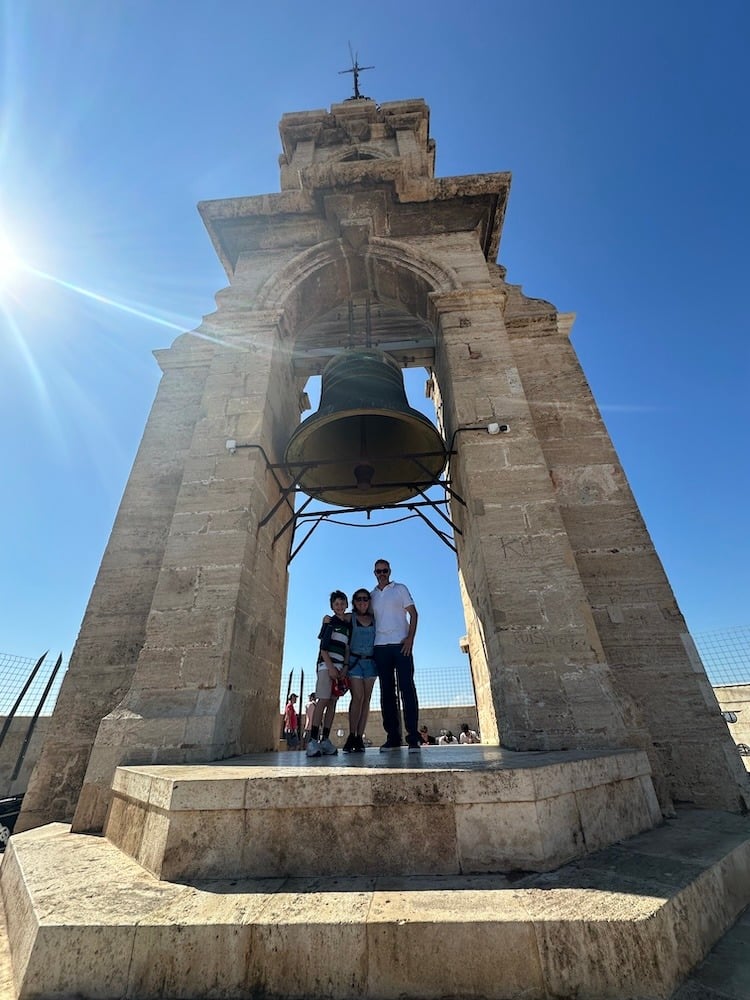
left=229, top=443, right=465, bottom=563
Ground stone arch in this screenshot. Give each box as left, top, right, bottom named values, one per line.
left=254, top=237, right=461, bottom=343
left=333, top=145, right=391, bottom=162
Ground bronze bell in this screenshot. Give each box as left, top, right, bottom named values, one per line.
left=285, top=348, right=446, bottom=507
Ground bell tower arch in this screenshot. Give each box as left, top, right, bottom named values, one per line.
left=17, top=97, right=748, bottom=835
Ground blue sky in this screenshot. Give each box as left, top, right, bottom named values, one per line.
left=1, top=0, right=748, bottom=688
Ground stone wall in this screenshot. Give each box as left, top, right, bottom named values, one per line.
left=716, top=685, right=750, bottom=759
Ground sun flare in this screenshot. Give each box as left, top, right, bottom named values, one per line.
left=0, top=228, right=27, bottom=294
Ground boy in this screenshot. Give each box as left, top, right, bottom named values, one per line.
left=306, top=590, right=351, bottom=758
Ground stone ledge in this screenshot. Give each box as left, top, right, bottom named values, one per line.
left=103, top=748, right=661, bottom=880
left=1, top=810, right=749, bottom=999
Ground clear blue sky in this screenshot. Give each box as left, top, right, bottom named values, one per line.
left=1, top=1, right=748, bottom=685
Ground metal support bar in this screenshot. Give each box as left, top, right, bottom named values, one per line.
left=229, top=441, right=467, bottom=564
left=11, top=653, right=64, bottom=782
left=273, top=493, right=316, bottom=547
left=288, top=514, right=325, bottom=563
left=407, top=504, right=458, bottom=553
left=0, top=651, right=48, bottom=750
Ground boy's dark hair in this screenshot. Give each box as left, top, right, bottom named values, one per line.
left=330, top=590, right=347, bottom=606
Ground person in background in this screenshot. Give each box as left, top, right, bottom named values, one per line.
left=306, top=590, right=351, bottom=758
left=418, top=724, right=436, bottom=745
left=283, top=693, right=299, bottom=749
left=370, top=559, right=421, bottom=753
left=342, top=589, right=377, bottom=753
left=459, top=722, right=480, bottom=744
left=302, top=692, right=317, bottom=749
left=438, top=729, right=458, bottom=745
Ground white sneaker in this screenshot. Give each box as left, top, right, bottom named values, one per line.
left=306, top=739, right=321, bottom=758
left=319, top=738, right=338, bottom=755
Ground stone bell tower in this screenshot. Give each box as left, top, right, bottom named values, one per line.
left=18, top=95, right=748, bottom=836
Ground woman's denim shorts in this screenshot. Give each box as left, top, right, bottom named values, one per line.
left=348, top=656, right=377, bottom=680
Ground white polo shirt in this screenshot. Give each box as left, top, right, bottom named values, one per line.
left=370, top=581, right=415, bottom=645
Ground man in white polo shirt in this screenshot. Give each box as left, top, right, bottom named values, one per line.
left=370, top=559, right=421, bottom=753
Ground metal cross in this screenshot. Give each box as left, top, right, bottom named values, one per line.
left=339, top=46, right=374, bottom=101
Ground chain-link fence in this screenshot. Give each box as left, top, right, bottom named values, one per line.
left=1, top=625, right=748, bottom=722
left=280, top=626, right=750, bottom=710
left=0, top=652, right=67, bottom=717
left=280, top=660, right=476, bottom=714
left=693, top=627, right=750, bottom=687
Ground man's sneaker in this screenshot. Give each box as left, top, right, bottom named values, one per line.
left=306, top=739, right=321, bottom=758
left=342, top=734, right=356, bottom=753
left=379, top=740, right=402, bottom=752
left=353, top=735, right=366, bottom=752
left=319, top=738, right=338, bottom=755
left=408, top=743, right=422, bottom=754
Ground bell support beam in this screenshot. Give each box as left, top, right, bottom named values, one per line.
left=225, top=441, right=464, bottom=562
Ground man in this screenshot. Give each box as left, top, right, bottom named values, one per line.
left=370, top=559, right=420, bottom=752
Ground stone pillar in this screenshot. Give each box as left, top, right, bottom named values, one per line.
left=16, top=338, right=212, bottom=832
left=71, top=313, right=298, bottom=832
left=502, top=284, right=749, bottom=811
left=432, top=288, right=631, bottom=752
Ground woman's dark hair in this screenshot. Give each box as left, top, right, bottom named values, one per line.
left=353, top=589, right=371, bottom=601
left=329, top=590, right=347, bottom=606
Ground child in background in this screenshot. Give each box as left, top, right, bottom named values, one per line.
left=283, top=693, right=299, bottom=749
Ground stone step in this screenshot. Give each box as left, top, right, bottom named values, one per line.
left=103, top=747, right=660, bottom=880
left=1, top=808, right=749, bottom=999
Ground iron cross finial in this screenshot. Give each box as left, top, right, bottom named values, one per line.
left=339, top=44, right=374, bottom=101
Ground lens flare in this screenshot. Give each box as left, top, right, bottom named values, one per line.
left=0, top=229, right=26, bottom=293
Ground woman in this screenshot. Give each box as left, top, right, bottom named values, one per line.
left=342, top=588, right=377, bottom=753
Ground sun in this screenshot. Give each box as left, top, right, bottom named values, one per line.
left=0, top=228, right=27, bottom=295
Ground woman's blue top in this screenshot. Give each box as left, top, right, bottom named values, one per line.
left=350, top=615, right=375, bottom=660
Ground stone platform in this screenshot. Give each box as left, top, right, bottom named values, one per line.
left=2, top=807, right=749, bottom=999
left=104, top=746, right=661, bottom=879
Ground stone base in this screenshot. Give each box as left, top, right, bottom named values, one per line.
left=103, top=747, right=661, bottom=880
left=2, top=809, right=750, bottom=999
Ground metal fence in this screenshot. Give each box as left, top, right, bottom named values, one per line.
left=1, top=625, right=748, bottom=721
left=0, top=652, right=67, bottom=718
left=693, top=626, right=750, bottom=687
left=281, top=625, right=750, bottom=710
left=280, top=660, right=476, bottom=714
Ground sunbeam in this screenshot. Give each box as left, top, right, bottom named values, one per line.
left=22, top=263, right=188, bottom=333
left=1, top=245, right=241, bottom=350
